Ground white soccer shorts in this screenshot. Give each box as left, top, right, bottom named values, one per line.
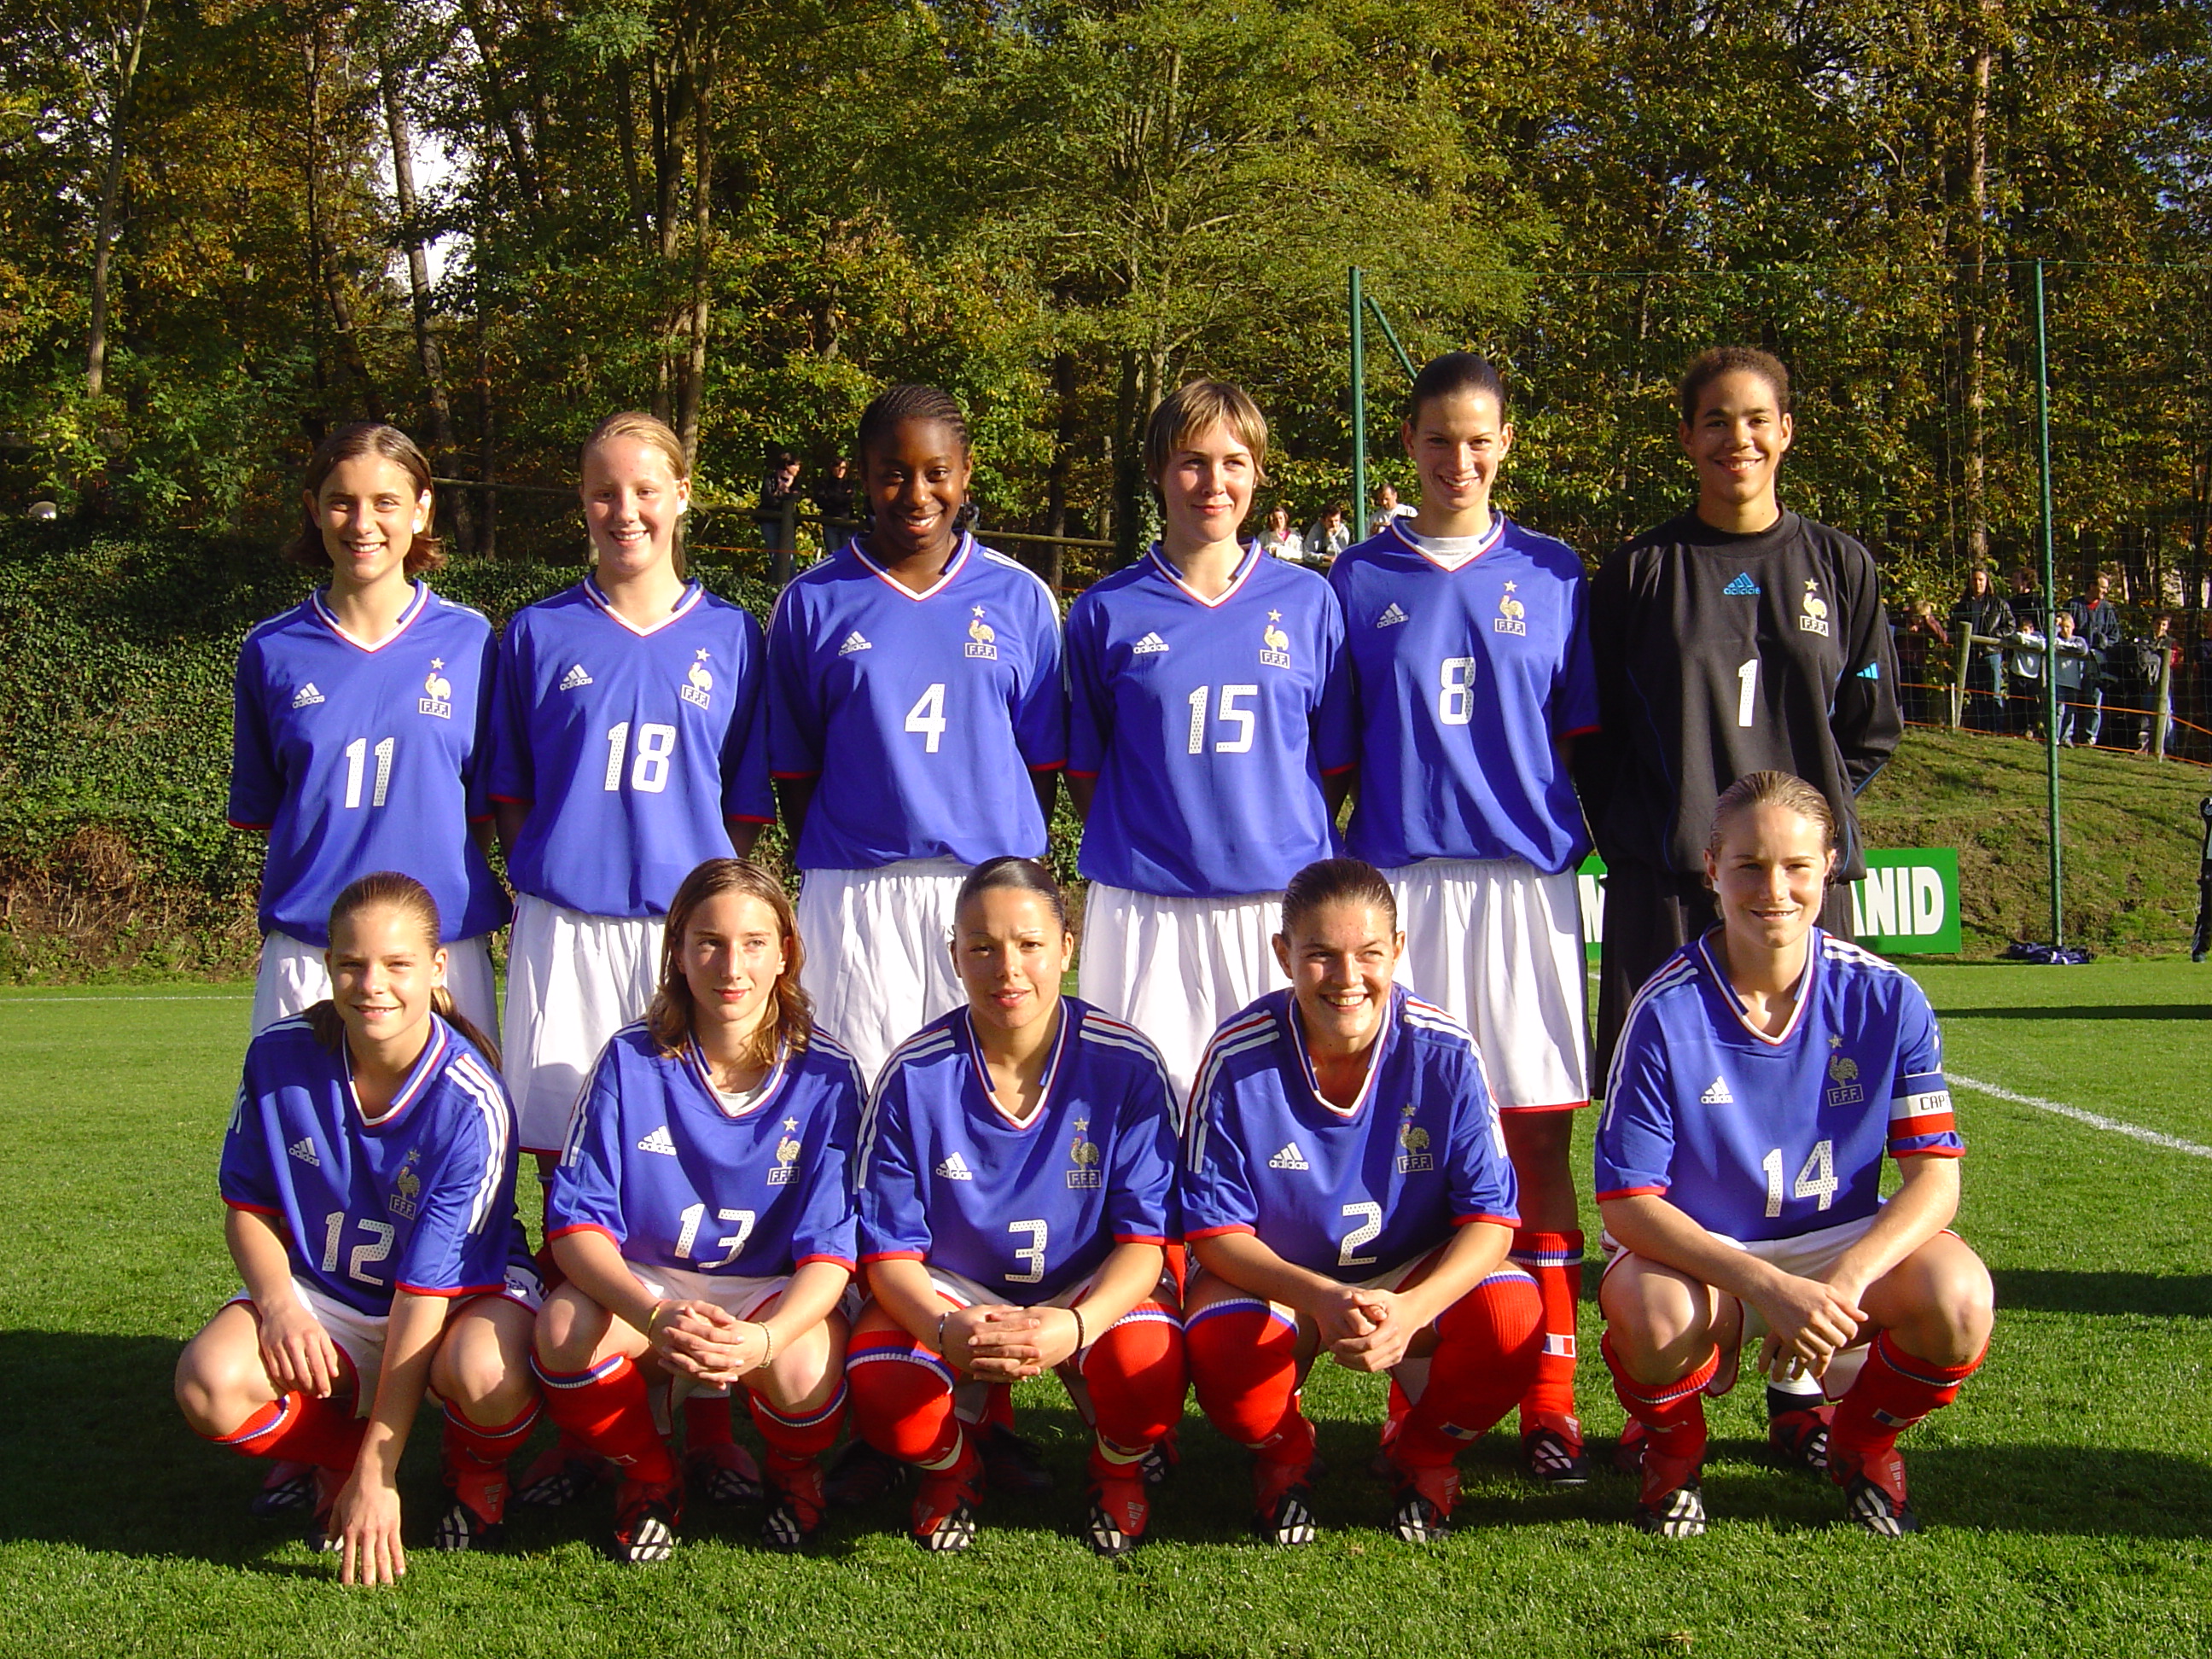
left=1078, top=882, right=1288, bottom=1108
left=797, top=859, right=969, bottom=1089
left=503, top=895, right=664, bottom=1154
left=253, top=930, right=498, bottom=1041
left=1386, top=859, right=1591, bottom=1111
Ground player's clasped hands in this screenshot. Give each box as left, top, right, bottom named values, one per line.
left=1750, top=1270, right=1867, bottom=1377
left=940, top=1303, right=1078, bottom=1380
left=647, top=1298, right=764, bottom=1383
left=1314, top=1285, right=1413, bottom=1374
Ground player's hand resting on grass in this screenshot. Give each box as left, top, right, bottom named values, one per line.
left=331, top=1465, right=405, bottom=1586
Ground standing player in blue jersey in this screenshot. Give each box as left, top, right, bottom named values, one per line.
left=1182, top=859, right=1543, bottom=1545
left=489, top=410, right=773, bottom=1164
left=1328, top=353, right=1598, bottom=1485
left=1067, top=381, right=1355, bottom=1102
left=1596, top=773, right=1992, bottom=1537
left=230, top=422, right=509, bottom=1039
left=847, top=859, right=1185, bottom=1557
left=532, top=860, right=863, bottom=1560
left=767, top=385, right=1066, bottom=1089
left=173, top=873, right=541, bottom=1584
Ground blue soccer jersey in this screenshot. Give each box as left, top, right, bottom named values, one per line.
left=221, top=1014, right=530, bottom=1318
left=766, top=535, right=1065, bottom=870
left=1595, top=929, right=1962, bottom=1243
left=855, top=1001, right=1179, bottom=1301
left=487, top=579, right=772, bottom=917
left=229, top=583, right=510, bottom=946
left=545, top=1024, right=863, bottom=1277
left=1330, top=517, right=1599, bottom=873
left=1182, top=987, right=1520, bottom=1280
left=1066, top=544, right=1355, bottom=897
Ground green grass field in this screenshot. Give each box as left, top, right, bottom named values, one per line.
left=3, top=964, right=2208, bottom=1658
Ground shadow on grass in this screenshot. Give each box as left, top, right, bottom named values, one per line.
left=1991, top=1269, right=2212, bottom=1318
left=3, top=1335, right=2208, bottom=1558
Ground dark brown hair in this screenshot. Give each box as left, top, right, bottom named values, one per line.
left=1706, top=770, right=1837, bottom=861
left=858, top=384, right=970, bottom=461
left=1280, top=857, right=1398, bottom=937
left=1406, top=352, right=1508, bottom=423
left=645, top=859, right=812, bottom=1069
left=956, top=855, right=1073, bottom=935
left=306, top=871, right=498, bottom=1064
left=1677, top=346, right=1792, bottom=425
left=285, top=423, right=443, bottom=577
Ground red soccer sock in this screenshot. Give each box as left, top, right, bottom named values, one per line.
left=748, top=1380, right=848, bottom=1470
left=1394, top=1270, right=1545, bottom=1467
left=1601, top=1331, right=1718, bottom=1465
left=1510, top=1228, right=1584, bottom=1429
left=442, top=1396, right=540, bottom=1469
left=847, top=1334, right=964, bottom=1468
left=1079, top=1302, right=1187, bottom=1452
left=211, top=1389, right=367, bottom=1472
left=532, top=1353, right=677, bottom=1484
left=1186, top=1296, right=1314, bottom=1466
left=683, top=1389, right=736, bottom=1449
left=982, top=1382, right=1016, bottom=1434
left=1830, top=1330, right=1986, bottom=1468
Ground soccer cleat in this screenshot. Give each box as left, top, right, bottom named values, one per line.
left=760, top=1458, right=830, bottom=1553
left=306, top=1466, right=344, bottom=1553
left=514, top=1435, right=617, bottom=1507
left=685, top=1439, right=765, bottom=1505
left=1520, top=1415, right=1592, bottom=1487
left=1139, top=1423, right=1181, bottom=1487
left=1085, top=1465, right=1152, bottom=1558
left=1835, top=1446, right=1921, bottom=1537
left=1387, top=1459, right=1460, bottom=1545
left=824, top=1438, right=910, bottom=1508
left=249, top=1460, right=316, bottom=1518
left=610, top=1476, right=682, bottom=1565
left=910, top=1441, right=984, bottom=1554
left=433, top=1458, right=509, bottom=1552
left=980, top=1423, right=1054, bottom=1493
left=1767, top=1403, right=1835, bottom=1476
left=1252, top=1457, right=1319, bottom=1547
left=1612, top=1417, right=1648, bottom=1475
left=1632, top=1449, right=1707, bottom=1538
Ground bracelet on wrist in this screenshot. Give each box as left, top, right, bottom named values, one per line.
left=754, top=1320, right=776, bottom=1366
left=935, top=1311, right=952, bottom=1354
left=1070, top=1306, right=1088, bottom=1354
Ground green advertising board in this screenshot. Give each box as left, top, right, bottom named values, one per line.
left=1575, top=848, right=1962, bottom=958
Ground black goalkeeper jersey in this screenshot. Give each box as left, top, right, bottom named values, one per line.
left=1580, top=509, right=1901, bottom=882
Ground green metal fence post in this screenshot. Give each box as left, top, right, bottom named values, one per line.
left=2034, top=258, right=2064, bottom=947
left=1349, top=267, right=1365, bottom=544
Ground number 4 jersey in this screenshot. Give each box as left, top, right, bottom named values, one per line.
left=1595, top=928, right=1961, bottom=1243
left=488, top=579, right=772, bottom=917
left=221, top=1014, right=531, bottom=1318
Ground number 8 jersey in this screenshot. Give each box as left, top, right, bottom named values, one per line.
left=488, top=579, right=772, bottom=917
left=1595, top=929, right=1962, bottom=1243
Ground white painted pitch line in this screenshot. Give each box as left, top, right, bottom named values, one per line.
left=0, top=994, right=251, bottom=1004
left=1949, top=1071, right=2212, bottom=1161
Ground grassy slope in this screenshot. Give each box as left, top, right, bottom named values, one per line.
left=1, top=968, right=2207, bottom=1657
left=1856, top=726, right=2209, bottom=956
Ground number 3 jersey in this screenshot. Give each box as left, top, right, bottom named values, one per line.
left=1182, top=987, right=1521, bottom=1280
left=1328, top=517, right=1598, bottom=875
left=855, top=1001, right=1179, bottom=1302
left=1066, top=544, right=1354, bottom=898
left=221, top=1014, right=531, bottom=1318
left=1594, top=928, right=1962, bottom=1243
left=229, top=583, right=510, bottom=946
left=765, top=536, right=1065, bottom=871
left=487, top=579, right=772, bottom=918
left=545, top=1025, right=864, bottom=1278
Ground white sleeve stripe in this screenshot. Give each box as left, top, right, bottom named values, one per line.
left=1183, top=1028, right=1278, bottom=1171
left=445, top=1062, right=509, bottom=1236
left=1599, top=959, right=1701, bottom=1126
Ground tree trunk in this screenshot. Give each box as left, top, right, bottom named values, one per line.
left=1112, top=348, right=1143, bottom=566
left=1040, top=348, right=1077, bottom=590
left=382, top=53, right=469, bottom=548
left=457, top=0, right=539, bottom=207
left=85, top=0, right=152, bottom=397
left=676, top=42, right=714, bottom=467
left=303, top=23, right=382, bottom=420
left=1959, top=4, right=1993, bottom=569
left=474, top=252, right=497, bottom=558
left=616, top=61, right=650, bottom=249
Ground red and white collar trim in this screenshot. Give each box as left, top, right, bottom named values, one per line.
left=1386, top=514, right=1508, bottom=573
left=961, top=1003, right=1071, bottom=1131
left=1146, top=540, right=1261, bottom=609
left=1288, top=991, right=1393, bottom=1121
left=311, top=581, right=430, bottom=653
left=848, top=533, right=973, bottom=602
left=683, top=1035, right=791, bottom=1119
left=347, top=1015, right=450, bottom=1129
left=1697, top=928, right=1819, bottom=1047
left=582, top=575, right=704, bottom=637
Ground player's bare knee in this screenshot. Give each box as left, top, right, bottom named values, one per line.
left=531, top=1291, right=603, bottom=1371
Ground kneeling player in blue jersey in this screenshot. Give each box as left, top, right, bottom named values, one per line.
left=532, top=859, right=864, bottom=1561
left=1596, top=772, right=1993, bottom=1537
left=174, top=874, right=542, bottom=1585
left=1182, top=859, right=1543, bottom=1545
left=848, top=858, right=1185, bottom=1557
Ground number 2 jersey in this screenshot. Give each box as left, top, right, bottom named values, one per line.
left=1595, top=928, right=1961, bottom=1243
left=1182, top=987, right=1521, bottom=1280
left=221, top=1013, right=531, bottom=1318
left=545, top=1025, right=864, bottom=1278
left=487, top=579, right=772, bottom=918
left=229, top=583, right=509, bottom=946
left=855, top=1001, right=1179, bottom=1301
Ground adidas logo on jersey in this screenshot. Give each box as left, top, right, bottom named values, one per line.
left=1723, top=573, right=1761, bottom=597
left=839, top=631, right=873, bottom=655
left=557, top=663, right=593, bottom=691
left=291, top=682, right=325, bottom=709
left=636, top=1125, right=678, bottom=1155
left=1700, top=1076, right=1734, bottom=1105
left=1376, top=602, right=1411, bottom=628
left=1267, top=1141, right=1311, bottom=1172
left=287, top=1136, right=319, bottom=1167
left=934, top=1152, right=974, bottom=1180
left=1131, top=632, right=1170, bottom=655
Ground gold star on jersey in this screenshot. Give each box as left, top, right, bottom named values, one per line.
left=1066, top=1115, right=1103, bottom=1189
left=1259, top=609, right=1293, bottom=669
left=419, top=657, right=454, bottom=719
left=769, top=1114, right=803, bottom=1185
left=966, top=605, right=998, bottom=660
left=1798, top=579, right=1832, bottom=637
left=682, top=646, right=715, bottom=709
left=1493, top=580, right=1528, bottom=637
left=1396, top=1102, right=1435, bottom=1173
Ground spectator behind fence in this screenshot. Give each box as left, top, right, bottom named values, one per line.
left=1306, top=503, right=1353, bottom=562
left=2049, top=609, right=2093, bottom=745
left=2008, top=565, right=2048, bottom=635
left=1894, top=600, right=1949, bottom=725
left=810, top=455, right=853, bottom=527
left=2005, top=613, right=2046, bottom=737
left=759, top=451, right=803, bottom=556
left=1947, top=566, right=2013, bottom=731
left=2066, top=571, right=2121, bottom=746
left=1366, top=480, right=1415, bottom=537
left=1260, top=503, right=1306, bottom=562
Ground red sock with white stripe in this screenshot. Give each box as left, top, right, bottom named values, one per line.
left=1079, top=1302, right=1187, bottom=1453
left=209, top=1390, right=366, bottom=1472
left=748, top=1382, right=848, bottom=1467
left=442, top=1395, right=540, bottom=1470
left=847, top=1336, right=966, bottom=1470
left=1510, top=1229, right=1584, bottom=1435
left=1829, top=1330, right=1985, bottom=1473
left=1601, top=1333, right=1718, bottom=1465
left=532, top=1354, right=677, bottom=1483
left=1394, top=1272, right=1545, bottom=1466
left=1186, top=1299, right=1314, bottom=1467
